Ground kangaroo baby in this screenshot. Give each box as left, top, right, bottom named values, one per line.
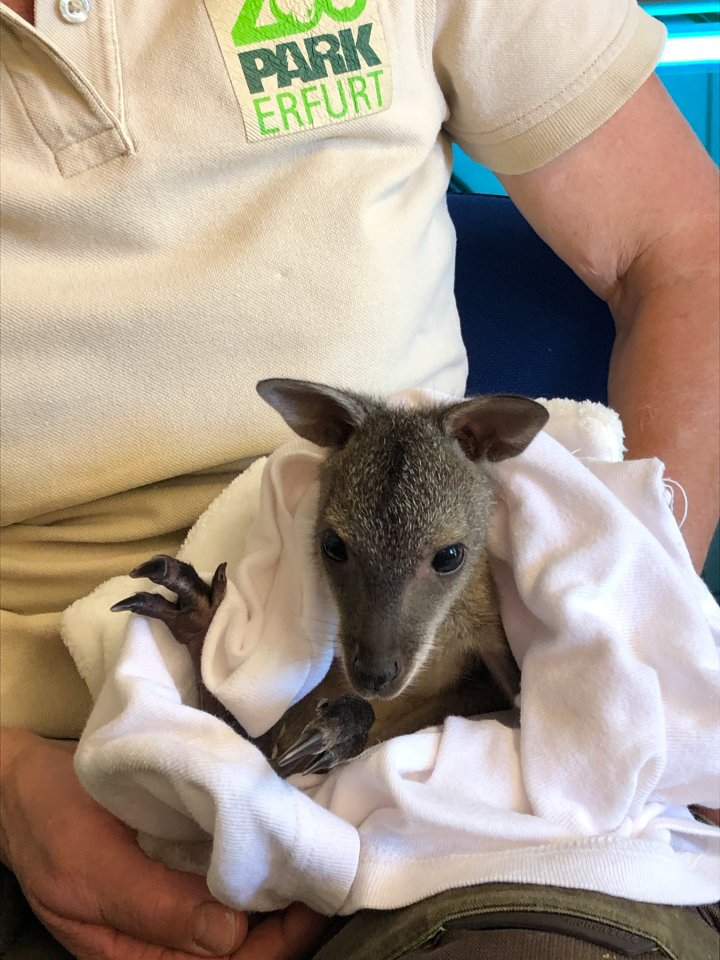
left=113, top=380, right=548, bottom=776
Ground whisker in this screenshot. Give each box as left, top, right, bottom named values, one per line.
left=297, top=614, right=339, bottom=630
left=248, top=646, right=337, bottom=667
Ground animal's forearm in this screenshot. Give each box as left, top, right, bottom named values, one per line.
left=608, top=219, right=720, bottom=572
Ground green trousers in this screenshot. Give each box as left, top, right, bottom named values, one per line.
left=312, top=883, right=718, bottom=960
left=2, top=865, right=717, bottom=960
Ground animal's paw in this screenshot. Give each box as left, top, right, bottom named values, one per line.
left=111, top=555, right=227, bottom=648
left=275, top=695, right=375, bottom=776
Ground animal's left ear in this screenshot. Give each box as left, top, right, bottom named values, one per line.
left=442, top=395, right=549, bottom=463
left=256, top=378, right=368, bottom=449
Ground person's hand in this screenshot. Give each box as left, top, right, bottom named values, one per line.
left=0, top=729, right=328, bottom=960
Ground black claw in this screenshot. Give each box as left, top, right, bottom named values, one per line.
left=210, top=562, right=228, bottom=603
left=129, top=555, right=172, bottom=582
left=302, top=751, right=337, bottom=775
left=110, top=591, right=178, bottom=618
left=276, top=731, right=327, bottom=769
left=126, top=555, right=213, bottom=607
left=110, top=596, right=141, bottom=613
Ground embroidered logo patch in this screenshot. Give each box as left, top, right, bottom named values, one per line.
left=204, top=0, right=392, bottom=141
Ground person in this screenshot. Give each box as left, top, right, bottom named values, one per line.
left=1, top=0, right=718, bottom=957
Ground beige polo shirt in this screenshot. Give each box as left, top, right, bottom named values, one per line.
left=0, top=0, right=665, bottom=736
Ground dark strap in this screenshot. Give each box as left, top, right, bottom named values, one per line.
left=444, top=909, right=657, bottom=956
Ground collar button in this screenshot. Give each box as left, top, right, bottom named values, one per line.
left=59, top=0, right=90, bottom=23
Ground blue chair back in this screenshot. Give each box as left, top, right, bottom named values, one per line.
left=449, top=193, right=616, bottom=403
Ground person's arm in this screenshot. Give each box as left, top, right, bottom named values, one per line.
left=0, top=727, right=326, bottom=960
left=498, top=74, right=719, bottom=572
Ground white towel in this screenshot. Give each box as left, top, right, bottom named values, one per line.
left=63, top=397, right=720, bottom=916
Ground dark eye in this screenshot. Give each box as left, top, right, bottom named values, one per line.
left=321, top=530, right=348, bottom=563
left=431, top=543, right=465, bottom=574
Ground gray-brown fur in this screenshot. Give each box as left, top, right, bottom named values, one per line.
left=314, top=405, right=503, bottom=701
left=113, top=380, right=548, bottom=776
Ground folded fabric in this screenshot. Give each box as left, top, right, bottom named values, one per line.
left=63, top=396, right=720, bottom=915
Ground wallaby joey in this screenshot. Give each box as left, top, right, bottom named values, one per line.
left=112, top=380, right=548, bottom=777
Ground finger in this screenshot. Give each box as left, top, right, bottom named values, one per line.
left=86, top=831, right=247, bottom=956
left=39, top=904, right=248, bottom=960
left=280, top=903, right=329, bottom=959
left=233, top=903, right=328, bottom=960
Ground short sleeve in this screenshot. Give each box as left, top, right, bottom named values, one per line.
left=433, top=0, right=667, bottom=174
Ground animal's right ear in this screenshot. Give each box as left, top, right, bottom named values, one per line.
left=443, top=394, right=549, bottom=463
left=256, top=379, right=367, bottom=449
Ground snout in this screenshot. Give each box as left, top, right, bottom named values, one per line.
left=345, top=644, right=405, bottom=699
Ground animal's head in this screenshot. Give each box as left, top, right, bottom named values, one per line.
left=257, top=379, right=547, bottom=700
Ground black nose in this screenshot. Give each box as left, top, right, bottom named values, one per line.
left=352, top=657, right=401, bottom=694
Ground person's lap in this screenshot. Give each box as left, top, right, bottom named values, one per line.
left=3, top=862, right=717, bottom=960
left=311, top=882, right=719, bottom=960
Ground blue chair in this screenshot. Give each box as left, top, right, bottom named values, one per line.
left=449, top=193, right=615, bottom=403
